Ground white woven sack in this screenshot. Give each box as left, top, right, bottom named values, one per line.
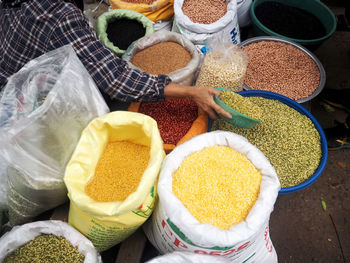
left=123, top=30, right=200, bottom=86
left=147, top=251, right=231, bottom=263
left=0, top=220, right=102, bottom=262
left=144, top=131, right=280, bottom=262
left=172, top=0, right=240, bottom=46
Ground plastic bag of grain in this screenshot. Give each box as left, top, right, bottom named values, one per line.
left=196, top=38, right=248, bottom=92
left=0, top=45, right=109, bottom=226
left=64, top=111, right=165, bottom=252
left=123, top=30, right=200, bottom=85
left=144, top=131, right=280, bottom=262
left=0, top=220, right=101, bottom=262
left=147, top=251, right=231, bottom=263
left=172, top=0, right=240, bottom=46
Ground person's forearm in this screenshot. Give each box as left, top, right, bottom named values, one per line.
left=164, top=82, right=194, bottom=99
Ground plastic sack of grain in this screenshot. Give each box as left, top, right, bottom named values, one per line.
left=144, top=131, right=280, bottom=263
left=0, top=45, right=109, bottom=226
left=147, top=251, right=231, bottom=263
left=123, top=30, right=200, bottom=86
left=64, top=111, right=165, bottom=252
left=0, top=220, right=102, bottom=262
left=110, top=0, right=174, bottom=23
left=196, top=38, right=248, bottom=92
left=97, top=9, right=154, bottom=57
left=172, top=0, right=240, bottom=46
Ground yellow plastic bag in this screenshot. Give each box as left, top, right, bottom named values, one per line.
left=110, top=0, right=174, bottom=22
left=64, top=111, right=165, bottom=252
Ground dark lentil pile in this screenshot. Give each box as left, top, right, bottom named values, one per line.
left=107, top=18, right=146, bottom=50
left=3, top=234, right=84, bottom=263
left=212, top=97, right=322, bottom=188
left=139, top=99, right=198, bottom=145
left=255, top=2, right=326, bottom=40
left=220, top=91, right=263, bottom=120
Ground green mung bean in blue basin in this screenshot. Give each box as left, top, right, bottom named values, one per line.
left=212, top=96, right=321, bottom=188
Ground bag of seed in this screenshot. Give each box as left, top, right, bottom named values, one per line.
left=110, top=0, right=174, bottom=23
left=123, top=30, right=200, bottom=85
left=97, top=9, right=155, bottom=57
left=0, top=220, right=102, bottom=262
left=144, top=131, right=280, bottom=263
left=0, top=45, right=109, bottom=226
left=172, top=0, right=240, bottom=46
left=196, top=38, right=248, bottom=92
left=64, top=111, right=165, bottom=252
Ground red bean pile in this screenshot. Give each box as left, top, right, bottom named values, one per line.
left=182, top=0, right=227, bottom=24
left=243, top=41, right=320, bottom=101
left=122, top=0, right=156, bottom=4
left=139, top=99, right=198, bottom=145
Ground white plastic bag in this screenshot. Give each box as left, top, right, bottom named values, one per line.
left=147, top=251, right=231, bottom=263
left=0, top=220, right=102, bottom=262
left=172, top=0, right=240, bottom=46
left=237, top=0, right=252, bottom=28
left=144, top=131, right=280, bottom=262
left=123, top=30, right=200, bottom=85
left=0, top=45, right=109, bottom=225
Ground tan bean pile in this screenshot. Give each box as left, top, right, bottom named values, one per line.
left=182, top=0, right=227, bottom=24
left=196, top=45, right=248, bottom=91
left=132, top=42, right=192, bottom=75
left=122, top=0, right=156, bottom=3
left=243, top=41, right=320, bottom=101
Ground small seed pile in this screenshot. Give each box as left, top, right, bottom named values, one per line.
left=173, top=145, right=262, bottom=229
left=196, top=46, right=248, bottom=92
left=123, top=0, right=156, bottom=4
left=86, top=141, right=150, bottom=202
left=212, top=97, right=322, bottom=188
left=139, top=99, right=198, bottom=145
left=3, top=234, right=84, bottom=263
left=243, top=41, right=320, bottom=100
left=220, top=90, right=263, bottom=120
left=182, top=0, right=227, bottom=24
left=132, top=42, right=191, bottom=75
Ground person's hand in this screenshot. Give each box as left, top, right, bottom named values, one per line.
left=164, top=83, right=232, bottom=120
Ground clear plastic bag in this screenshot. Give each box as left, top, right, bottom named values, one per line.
left=196, top=38, right=248, bottom=92
left=0, top=45, right=109, bottom=225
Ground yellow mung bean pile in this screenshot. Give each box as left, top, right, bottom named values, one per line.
left=132, top=42, right=192, bottom=75
left=86, top=141, right=150, bottom=202
left=173, top=145, right=262, bottom=230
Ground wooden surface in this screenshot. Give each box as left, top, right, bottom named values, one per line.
left=115, top=229, right=147, bottom=263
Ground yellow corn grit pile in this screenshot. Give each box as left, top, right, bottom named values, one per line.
left=86, top=141, right=150, bottom=202
left=172, top=145, right=262, bottom=230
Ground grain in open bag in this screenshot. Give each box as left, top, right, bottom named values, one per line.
left=123, top=30, right=200, bottom=85
left=64, top=111, right=165, bottom=252
left=196, top=38, right=248, bottom=92
left=172, top=0, right=240, bottom=46
left=97, top=9, right=154, bottom=57
left=144, top=131, right=280, bottom=262
left=0, top=220, right=101, bottom=263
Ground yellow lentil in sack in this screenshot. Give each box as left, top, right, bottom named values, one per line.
left=172, top=145, right=262, bottom=230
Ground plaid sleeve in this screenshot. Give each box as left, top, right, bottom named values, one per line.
left=48, top=6, right=170, bottom=102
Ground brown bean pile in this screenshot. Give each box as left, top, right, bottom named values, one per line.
left=242, top=41, right=320, bottom=101
left=122, top=0, right=156, bottom=4
left=132, top=42, right=192, bottom=75
left=182, top=0, right=227, bottom=24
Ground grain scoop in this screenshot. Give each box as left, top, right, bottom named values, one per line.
left=214, top=87, right=262, bottom=129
